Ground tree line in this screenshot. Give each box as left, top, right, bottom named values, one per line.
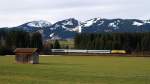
left=0, top=28, right=62, bottom=55
left=0, top=28, right=43, bottom=55
left=2, top=28, right=150, bottom=55
left=74, top=33, right=150, bottom=53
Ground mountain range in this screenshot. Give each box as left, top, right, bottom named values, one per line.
left=8, top=18, right=150, bottom=39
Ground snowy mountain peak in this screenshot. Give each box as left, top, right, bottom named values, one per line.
left=82, top=17, right=103, bottom=27
left=52, top=18, right=81, bottom=33
left=61, top=18, right=76, bottom=26
left=26, top=20, right=52, bottom=28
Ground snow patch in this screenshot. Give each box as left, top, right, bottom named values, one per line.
left=78, top=25, right=82, bottom=33
left=71, top=25, right=82, bottom=33
left=96, top=17, right=102, bottom=21
left=83, top=18, right=101, bottom=27
left=55, top=24, right=60, bottom=28
left=108, top=20, right=121, bottom=30
left=58, top=20, right=82, bottom=33
left=133, top=21, right=143, bottom=26
left=50, top=27, right=56, bottom=30
left=83, top=20, right=94, bottom=27
left=109, top=22, right=117, bottom=28
left=98, top=21, right=104, bottom=25
left=49, top=33, right=55, bottom=38
left=144, top=20, right=150, bottom=24
left=27, top=20, right=52, bottom=28
left=62, top=21, right=73, bottom=25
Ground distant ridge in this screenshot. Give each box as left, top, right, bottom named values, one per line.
left=5, top=18, right=150, bottom=39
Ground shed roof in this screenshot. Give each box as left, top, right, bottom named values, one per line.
left=14, top=48, right=38, bottom=53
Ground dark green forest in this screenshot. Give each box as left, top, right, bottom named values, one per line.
left=0, top=28, right=62, bottom=55
left=0, top=28, right=43, bottom=55
left=74, top=33, right=150, bottom=53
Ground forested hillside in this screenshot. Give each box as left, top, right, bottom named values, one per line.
left=74, top=33, right=150, bottom=53
left=0, top=28, right=43, bottom=55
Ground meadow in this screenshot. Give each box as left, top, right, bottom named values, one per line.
left=0, top=56, right=150, bottom=84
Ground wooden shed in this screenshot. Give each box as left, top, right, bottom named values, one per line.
left=14, top=48, right=39, bottom=64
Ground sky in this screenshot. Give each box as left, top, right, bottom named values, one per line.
left=0, top=0, right=149, bottom=27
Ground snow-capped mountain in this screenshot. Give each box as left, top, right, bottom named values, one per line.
left=50, top=18, right=81, bottom=32
left=21, top=20, right=52, bottom=28
left=11, top=18, right=150, bottom=39
left=82, top=18, right=150, bottom=33
left=18, top=20, right=52, bottom=32
left=44, top=18, right=81, bottom=39
left=27, top=20, right=52, bottom=28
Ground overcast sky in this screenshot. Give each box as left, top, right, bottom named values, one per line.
left=0, top=0, right=149, bottom=27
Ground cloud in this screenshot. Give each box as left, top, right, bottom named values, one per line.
left=0, top=0, right=149, bottom=27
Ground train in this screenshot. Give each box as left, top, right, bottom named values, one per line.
left=51, top=49, right=127, bottom=54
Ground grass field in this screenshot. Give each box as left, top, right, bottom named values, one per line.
left=0, top=56, right=150, bottom=84
left=59, top=40, right=74, bottom=48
